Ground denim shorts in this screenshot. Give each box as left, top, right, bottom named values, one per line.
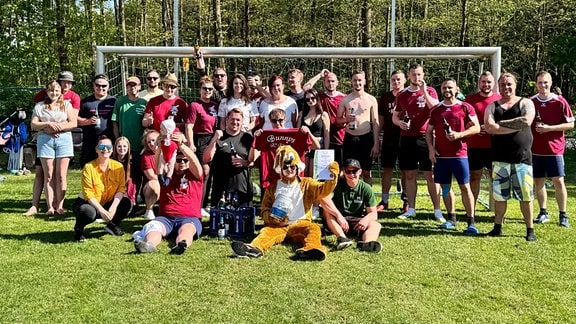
left=36, top=131, right=74, bottom=158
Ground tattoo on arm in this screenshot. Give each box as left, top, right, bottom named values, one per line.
left=498, top=117, right=529, bottom=130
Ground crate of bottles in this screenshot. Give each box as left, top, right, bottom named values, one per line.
left=209, top=206, right=256, bottom=239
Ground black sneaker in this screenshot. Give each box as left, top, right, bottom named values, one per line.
left=358, top=241, right=382, bottom=253
left=487, top=228, right=502, bottom=237
left=231, top=241, right=262, bottom=258
left=74, top=227, right=85, bottom=242
left=335, top=236, right=353, bottom=250
left=170, top=240, right=188, bottom=255
left=104, top=223, right=124, bottom=236
left=525, top=232, right=537, bottom=241
left=293, top=248, right=326, bottom=261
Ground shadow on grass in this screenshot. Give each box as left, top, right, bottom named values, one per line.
left=0, top=227, right=110, bottom=244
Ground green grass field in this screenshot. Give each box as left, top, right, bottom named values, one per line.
left=1, top=153, right=575, bottom=323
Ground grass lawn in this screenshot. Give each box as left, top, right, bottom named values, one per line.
left=1, top=153, right=576, bottom=323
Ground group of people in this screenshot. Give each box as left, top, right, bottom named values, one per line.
left=25, top=61, right=573, bottom=259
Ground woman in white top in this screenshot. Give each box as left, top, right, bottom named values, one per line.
left=218, top=74, right=257, bottom=132
left=31, top=80, right=77, bottom=215
left=259, top=75, right=298, bottom=130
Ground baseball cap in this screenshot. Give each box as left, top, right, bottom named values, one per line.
left=343, top=159, right=361, bottom=170
left=126, top=76, right=141, bottom=85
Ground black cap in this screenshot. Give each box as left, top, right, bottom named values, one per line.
left=343, top=159, right=361, bottom=169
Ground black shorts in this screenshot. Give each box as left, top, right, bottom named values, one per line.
left=343, top=132, right=374, bottom=171
left=380, top=136, right=400, bottom=168
left=193, top=134, right=213, bottom=165
left=398, top=136, right=432, bottom=171
left=467, top=148, right=493, bottom=171
left=329, top=143, right=344, bottom=167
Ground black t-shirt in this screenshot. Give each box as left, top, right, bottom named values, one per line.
left=491, top=99, right=533, bottom=165
left=210, top=131, right=254, bottom=206
left=286, top=90, right=305, bottom=114
left=79, top=95, right=116, bottom=165
left=378, top=90, right=401, bottom=144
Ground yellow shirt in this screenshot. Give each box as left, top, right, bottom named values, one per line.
left=80, top=159, right=126, bottom=204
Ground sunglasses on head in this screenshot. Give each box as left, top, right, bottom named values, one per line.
left=97, top=144, right=113, bottom=151
left=94, top=83, right=108, bottom=88
left=214, top=74, right=226, bottom=78
left=202, top=87, right=214, bottom=91
left=344, top=168, right=360, bottom=175
left=306, top=96, right=316, bottom=102
left=165, top=84, right=178, bottom=90
left=271, top=118, right=284, bottom=124
left=127, top=83, right=138, bottom=87
left=282, top=165, right=297, bottom=171
left=147, top=77, right=159, bottom=81
left=176, top=158, right=189, bottom=163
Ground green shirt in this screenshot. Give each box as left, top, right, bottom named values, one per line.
left=332, top=179, right=376, bottom=217
left=111, top=95, right=147, bottom=152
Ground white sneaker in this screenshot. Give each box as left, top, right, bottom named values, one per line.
left=144, top=209, right=155, bottom=220
left=397, top=210, right=416, bottom=220
left=435, top=214, right=447, bottom=223
left=95, top=218, right=105, bottom=223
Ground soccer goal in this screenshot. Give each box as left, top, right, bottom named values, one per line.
left=96, top=46, right=501, bottom=101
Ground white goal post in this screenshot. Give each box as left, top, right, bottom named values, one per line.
left=96, top=45, right=501, bottom=86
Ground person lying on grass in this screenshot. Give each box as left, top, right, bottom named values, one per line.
left=132, top=132, right=204, bottom=255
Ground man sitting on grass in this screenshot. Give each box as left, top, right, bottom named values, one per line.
left=320, top=159, right=382, bottom=252
left=132, top=132, right=204, bottom=254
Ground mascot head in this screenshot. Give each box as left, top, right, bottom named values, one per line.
left=274, top=145, right=305, bottom=177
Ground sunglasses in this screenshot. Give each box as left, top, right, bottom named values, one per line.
left=176, top=158, right=189, bottom=163
left=165, top=84, right=178, bottom=90
left=306, top=96, right=316, bottom=102
left=344, top=168, right=360, bottom=175
left=214, top=74, right=226, bottom=78
left=282, top=165, right=297, bottom=171
left=147, top=77, right=159, bottom=81
left=202, top=87, right=214, bottom=91
left=271, top=119, right=284, bottom=124
left=94, top=84, right=108, bottom=88
left=97, top=144, right=113, bottom=151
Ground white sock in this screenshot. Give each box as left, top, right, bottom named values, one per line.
left=434, top=209, right=443, bottom=218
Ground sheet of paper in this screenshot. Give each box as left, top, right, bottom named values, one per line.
left=313, top=149, right=335, bottom=180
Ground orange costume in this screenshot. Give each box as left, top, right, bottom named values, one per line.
left=245, top=145, right=339, bottom=261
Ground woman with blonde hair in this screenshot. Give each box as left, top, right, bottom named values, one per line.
left=31, top=80, right=77, bottom=216
left=112, top=136, right=136, bottom=206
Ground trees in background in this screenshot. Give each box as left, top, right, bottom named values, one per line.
left=1, top=0, right=575, bottom=107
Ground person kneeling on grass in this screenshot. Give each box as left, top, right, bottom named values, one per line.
left=73, top=136, right=132, bottom=241
left=231, top=145, right=339, bottom=261
left=320, top=159, right=382, bottom=252
left=133, top=132, right=204, bottom=254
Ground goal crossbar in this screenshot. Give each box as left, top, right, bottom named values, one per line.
left=96, top=46, right=501, bottom=80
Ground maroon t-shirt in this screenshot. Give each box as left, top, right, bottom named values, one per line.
left=464, top=92, right=501, bottom=149
left=429, top=101, right=476, bottom=158
left=318, top=92, right=346, bottom=145
left=141, top=150, right=157, bottom=174
left=158, top=169, right=203, bottom=217
left=144, top=96, right=188, bottom=132
left=395, top=87, right=438, bottom=137
left=531, top=94, right=574, bottom=155
left=253, top=128, right=311, bottom=188
left=187, top=100, right=218, bottom=134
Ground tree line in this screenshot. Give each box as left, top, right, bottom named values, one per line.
left=1, top=0, right=575, bottom=114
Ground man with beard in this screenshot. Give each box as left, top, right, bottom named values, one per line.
left=426, top=78, right=480, bottom=233
left=139, top=70, right=163, bottom=101
left=464, top=71, right=501, bottom=213
left=484, top=73, right=537, bottom=241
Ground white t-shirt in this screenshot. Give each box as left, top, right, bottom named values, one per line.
left=218, top=97, right=258, bottom=130
left=32, top=101, right=72, bottom=123
left=259, top=96, right=298, bottom=130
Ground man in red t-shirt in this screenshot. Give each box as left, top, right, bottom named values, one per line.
left=530, top=71, right=574, bottom=227
left=142, top=73, right=188, bottom=133
left=392, top=64, right=445, bottom=221
left=304, top=69, right=346, bottom=165
left=133, top=133, right=204, bottom=254
left=427, top=78, right=480, bottom=234
left=464, top=71, right=501, bottom=212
